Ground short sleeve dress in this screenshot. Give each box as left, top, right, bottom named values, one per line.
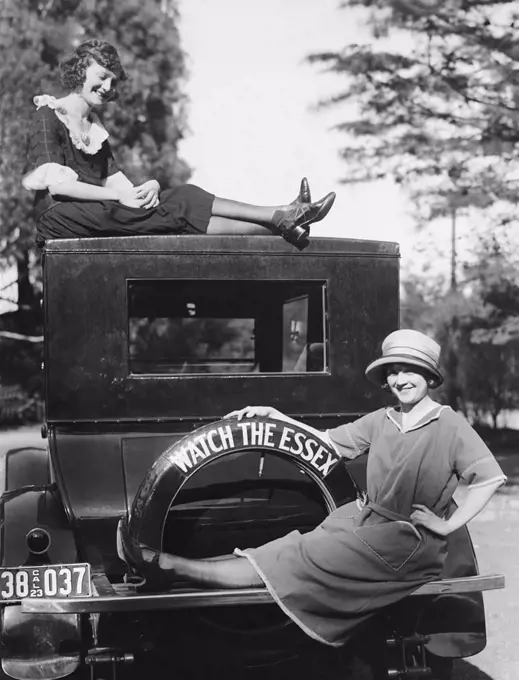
left=22, top=96, right=215, bottom=247
left=235, top=404, right=506, bottom=647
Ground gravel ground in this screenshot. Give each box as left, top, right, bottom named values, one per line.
left=0, top=425, right=517, bottom=678
left=451, top=450, right=519, bottom=680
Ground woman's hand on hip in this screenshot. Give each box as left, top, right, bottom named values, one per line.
left=134, top=179, right=161, bottom=209
left=224, top=406, right=282, bottom=421
left=410, top=504, right=449, bottom=536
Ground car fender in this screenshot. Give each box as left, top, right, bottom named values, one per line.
left=2, top=447, right=77, bottom=567
left=345, top=454, right=487, bottom=658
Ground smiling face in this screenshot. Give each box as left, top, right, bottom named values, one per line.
left=80, top=60, right=119, bottom=108
left=385, top=363, right=431, bottom=407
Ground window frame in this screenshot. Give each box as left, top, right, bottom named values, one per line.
left=126, top=278, right=329, bottom=378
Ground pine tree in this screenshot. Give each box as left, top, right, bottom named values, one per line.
left=308, top=1, right=519, bottom=223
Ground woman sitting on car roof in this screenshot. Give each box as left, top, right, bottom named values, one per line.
left=22, top=39, right=334, bottom=251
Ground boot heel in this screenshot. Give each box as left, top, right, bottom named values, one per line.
left=277, top=222, right=310, bottom=250
left=288, top=226, right=310, bottom=251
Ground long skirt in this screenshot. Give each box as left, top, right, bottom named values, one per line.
left=235, top=504, right=446, bottom=647
left=36, top=184, right=214, bottom=247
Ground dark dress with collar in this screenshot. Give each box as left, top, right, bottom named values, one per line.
left=24, top=105, right=214, bottom=247
left=235, top=405, right=506, bottom=647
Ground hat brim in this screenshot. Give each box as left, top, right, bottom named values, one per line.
left=365, top=354, right=444, bottom=387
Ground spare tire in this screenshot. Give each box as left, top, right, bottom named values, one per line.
left=119, top=416, right=363, bottom=675
left=121, top=415, right=359, bottom=560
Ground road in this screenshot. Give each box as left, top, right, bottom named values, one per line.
left=0, top=425, right=517, bottom=678
left=452, top=449, right=519, bottom=680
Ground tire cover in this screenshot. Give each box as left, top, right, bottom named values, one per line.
left=121, top=416, right=359, bottom=563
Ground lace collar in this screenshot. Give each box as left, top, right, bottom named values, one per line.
left=33, top=94, right=109, bottom=154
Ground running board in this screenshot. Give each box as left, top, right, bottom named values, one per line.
left=20, top=573, right=505, bottom=614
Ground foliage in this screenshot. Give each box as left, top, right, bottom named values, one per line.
left=308, top=0, right=519, bottom=223
left=313, top=0, right=519, bottom=424
left=72, top=0, right=191, bottom=188
left=0, top=383, right=44, bottom=427
left=401, top=232, right=519, bottom=425
left=0, top=0, right=190, bottom=306
left=0, top=1, right=56, bottom=307
left=0, top=0, right=190, bottom=409
left=129, top=317, right=256, bottom=374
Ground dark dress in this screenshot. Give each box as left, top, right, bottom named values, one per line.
left=23, top=99, right=214, bottom=247
left=235, top=404, right=506, bottom=647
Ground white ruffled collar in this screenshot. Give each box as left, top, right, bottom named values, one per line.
left=33, top=94, right=109, bottom=154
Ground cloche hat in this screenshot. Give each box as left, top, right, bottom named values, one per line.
left=365, top=329, right=443, bottom=386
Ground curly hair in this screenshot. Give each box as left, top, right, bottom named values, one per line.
left=60, top=39, right=128, bottom=92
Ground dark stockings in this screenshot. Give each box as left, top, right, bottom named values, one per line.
left=207, top=197, right=287, bottom=235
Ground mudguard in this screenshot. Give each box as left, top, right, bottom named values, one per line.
left=415, top=500, right=487, bottom=657
left=345, top=455, right=487, bottom=658
left=1, top=447, right=81, bottom=680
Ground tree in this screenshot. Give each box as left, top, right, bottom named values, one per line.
left=0, top=1, right=57, bottom=317
left=72, top=0, right=190, bottom=188
left=401, top=275, right=475, bottom=414
left=462, top=233, right=519, bottom=425
left=0, top=0, right=190, bottom=406
left=308, top=1, right=519, bottom=223
left=0, top=0, right=190, bottom=317
left=401, top=232, right=519, bottom=426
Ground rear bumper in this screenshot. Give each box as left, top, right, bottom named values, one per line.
left=19, top=573, right=505, bottom=615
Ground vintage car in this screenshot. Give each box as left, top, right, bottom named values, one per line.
left=0, top=234, right=504, bottom=680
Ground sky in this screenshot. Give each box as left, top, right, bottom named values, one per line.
left=177, top=0, right=420, bottom=256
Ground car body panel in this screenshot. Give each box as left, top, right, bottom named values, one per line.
left=43, top=236, right=399, bottom=423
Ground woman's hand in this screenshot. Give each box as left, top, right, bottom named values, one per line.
left=223, top=406, right=327, bottom=440
left=410, top=504, right=449, bottom=537
left=117, top=187, right=147, bottom=208
left=224, top=406, right=282, bottom=421
left=134, top=179, right=161, bottom=209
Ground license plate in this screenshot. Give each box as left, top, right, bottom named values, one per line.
left=0, top=563, right=91, bottom=600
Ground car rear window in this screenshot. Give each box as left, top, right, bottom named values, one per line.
left=128, top=279, right=327, bottom=376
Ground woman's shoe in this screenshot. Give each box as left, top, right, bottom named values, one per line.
left=273, top=191, right=336, bottom=251
left=141, top=546, right=161, bottom=568
left=290, top=177, right=311, bottom=205
left=137, top=544, right=182, bottom=591
left=308, top=192, right=336, bottom=225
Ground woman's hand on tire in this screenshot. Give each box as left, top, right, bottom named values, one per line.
left=224, top=406, right=281, bottom=421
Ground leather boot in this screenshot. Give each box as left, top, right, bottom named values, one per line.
left=273, top=191, right=336, bottom=250
left=290, top=177, right=311, bottom=205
